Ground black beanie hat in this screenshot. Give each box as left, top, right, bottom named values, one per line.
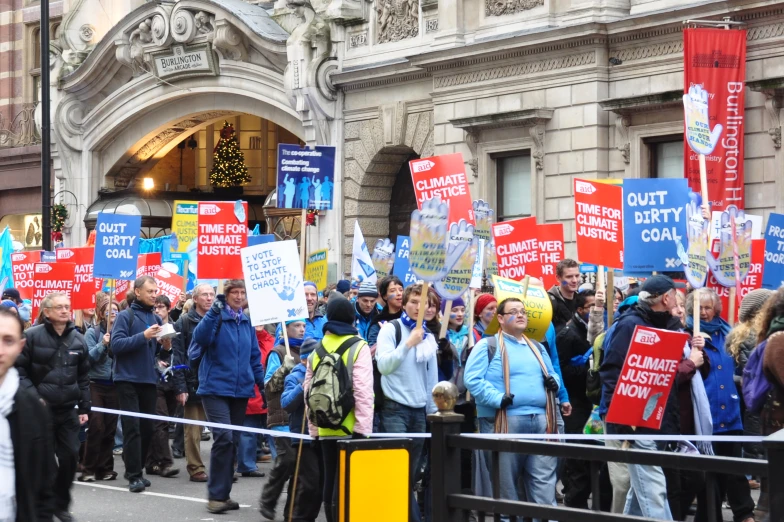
left=326, top=293, right=355, bottom=324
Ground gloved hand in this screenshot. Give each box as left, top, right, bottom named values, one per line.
left=351, top=432, right=368, bottom=440
left=283, top=355, right=298, bottom=371
left=437, top=338, right=453, bottom=360
left=544, top=375, right=559, bottom=392
left=211, top=294, right=225, bottom=314
left=570, top=353, right=591, bottom=366
left=499, top=394, right=514, bottom=409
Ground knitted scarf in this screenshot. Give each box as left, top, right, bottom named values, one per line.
left=400, top=312, right=436, bottom=363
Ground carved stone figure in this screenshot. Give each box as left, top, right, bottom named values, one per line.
left=376, top=0, right=418, bottom=44
left=485, top=0, right=544, bottom=17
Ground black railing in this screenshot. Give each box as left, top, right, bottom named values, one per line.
left=429, top=413, right=784, bottom=522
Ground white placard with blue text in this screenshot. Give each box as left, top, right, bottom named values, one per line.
left=241, top=240, right=308, bottom=326
left=392, top=235, right=418, bottom=286
left=622, top=178, right=689, bottom=273
left=93, top=213, right=141, bottom=279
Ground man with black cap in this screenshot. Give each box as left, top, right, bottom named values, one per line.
left=599, top=275, right=683, bottom=520
left=304, top=294, right=373, bottom=522
left=1, top=288, right=22, bottom=307
left=354, top=281, right=379, bottom=341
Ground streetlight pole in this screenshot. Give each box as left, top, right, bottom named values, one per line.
left=41, top=0, right=52, bottom=251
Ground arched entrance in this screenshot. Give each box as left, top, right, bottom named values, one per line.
left=387, top=152, right=419, bottom=244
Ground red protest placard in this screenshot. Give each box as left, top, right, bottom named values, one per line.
left=537, top=223, right=565, bottom=290
left=56, top=247, right=101, bottom=309
left=605, top=326, right=688, bottom=429
left=155, top=268, right=184, bottom=308
left=197, top=201, right=248, bottom=279
left=574, top=179, right=624, bottom=269
left=10, top=251, right=41, bottom=300
left=32, top=262, right=76, bottom=319
left=491, top=217, right=541, bottom=281
left=708, top=238, right=765, bottom=323
left=114, top=252, right=164, bottom=302
left=409, top=153, right=475, bottom=227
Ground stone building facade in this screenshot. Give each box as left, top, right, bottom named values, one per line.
left=4, top=0, right=783, bottom=275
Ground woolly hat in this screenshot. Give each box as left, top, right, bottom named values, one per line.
left=474, top=294, right=497, bottom=317
left=358, top=281, right=378, bottom=299
left=336, top=279, right=351, bottom=294
left=300, top=338, right=318, bottom=359
left=0, top=300, right=19, bottom=315
left=441, top=296, right=465, bottom=313
left=326, top=293, right=355, bottom=324
left=739, top=288, right=773, bottom=323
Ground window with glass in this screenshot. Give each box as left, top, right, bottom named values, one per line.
left=647, top=136, right=684, bottom=179
left=496, top=153, right=532, bottom=221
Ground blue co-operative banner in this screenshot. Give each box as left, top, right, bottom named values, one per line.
left=276, top=144, right=336, bottom=210
left=392, top=236, right=418, bottom=286
left=93, top=213, right=141, bottom=279
left=763, top=212, right=784, bottom=290
left=622, top=178, right=689, bottom=273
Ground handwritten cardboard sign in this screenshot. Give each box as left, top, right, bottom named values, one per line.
left=409, top=196, right=451, bottom=282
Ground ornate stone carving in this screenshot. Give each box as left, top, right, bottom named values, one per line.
left=284, top=0, right=338, bottom=145
left=214, top=20, right=247, bottom=61
left=485, top=0, right=544, bottom=17
left=0, top=105, right=40, bottom=148
left=435, top=52, right=596, bottom=89
left=615, top=114, right=631, bottom=163
left=151, top=14, right=168, bottom=45
left=764, top=95, right=783, bottom=149
left=79, top=24, right=96, bottom=43
left=611, top=41, right=682, bottom=63
left=376, top=0, right=419, bottom=44
left=528, top=124, right=545, bottom=172
left=465, top=130, right=479, bottom=177
left=171, top=9, right=198, bottom=43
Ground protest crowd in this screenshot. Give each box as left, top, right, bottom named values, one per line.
left=2, top=252, right=784, bottom=522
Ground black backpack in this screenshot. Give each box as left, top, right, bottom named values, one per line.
left=307, top=336, right=363, bottom=434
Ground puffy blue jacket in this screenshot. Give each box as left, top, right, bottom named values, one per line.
left=702, top=335, right=742, bottom=433
left=192, top=304, right=265, bottom=398
left=354, top=302, right=378, bottom=342
left=281, top=363, right=307, bottom=436
left=111, top=303, right=163, bottom=385
left=544, top=323, right=570, bottom=406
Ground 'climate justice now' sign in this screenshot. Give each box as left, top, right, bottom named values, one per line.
left=491, top=217, right=541, bottom=281
left=574, top=179, right=624, bottom=269
left=605, top=326, right=688, bottom=430
left=56, top=247, right=101, bottom=309
left=410, top=153, right=474, bottom=229
left=32, top=262, right=75, bottom=319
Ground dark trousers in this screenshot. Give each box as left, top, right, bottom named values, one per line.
left=171, top=405, right=184, bottom=455
left=291, top=441, right=322, bottom=522
left=665, top=467, right=705, bottom=521
left=82, top=382, right=118, bottom=477
left=695, top=431, right=756, bottom=522
left=260, top=436, right=296, bottom=515
left=51, top=407, right=80, bottom=512
left=562, top=407, right=593, bottom=509
left=320, top=439, right=340, bottom=522
left=146, top=387, right=177, bottom=470
left=381, top=399, right=426, bottom=522
left=116, top=381, right=158, bottom=481
left=201, top=395, right=247, bottom=501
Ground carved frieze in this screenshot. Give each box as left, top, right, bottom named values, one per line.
left=376, top=0, right=419, bottom=44
left=485, top=0, right=544, bottom=17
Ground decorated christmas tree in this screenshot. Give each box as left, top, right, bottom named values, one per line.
left=209, top=121, right=250, bottom=187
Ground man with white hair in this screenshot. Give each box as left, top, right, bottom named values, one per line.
left=172, top=283, right=215, bottom=483
left=599, top=275, right=683, bottom=520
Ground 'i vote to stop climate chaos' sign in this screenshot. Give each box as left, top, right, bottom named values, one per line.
left=197, top=201, right=248, bottom=279
left=93, top=213, right=142, bottom=280
left=574, top=179, right=624, bottom=269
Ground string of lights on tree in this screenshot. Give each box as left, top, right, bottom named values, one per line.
left=209, top=121, right=250, bottom=187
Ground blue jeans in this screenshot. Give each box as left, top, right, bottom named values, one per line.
left=201, top=395, right=248, bottom=501
left=622, top=438, right=672, bottom=520
left=479, top=415, right=558, bottom=522
left=236, top=414, right=263, bottom=473
left=381, top=399, right=426, bottom=522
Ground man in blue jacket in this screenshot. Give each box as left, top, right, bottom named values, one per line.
left=191, top=279, right=265, bottom=514
left=464, top=297, right=561, bottom=520
left=111, top=275, right=171, bottom=493
left=354, top=281, right=378, bottom=341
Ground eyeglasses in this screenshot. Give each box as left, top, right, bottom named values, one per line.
left=500, top=309, right=527, bottom=317
left=46, top=305, right=71, bottom=312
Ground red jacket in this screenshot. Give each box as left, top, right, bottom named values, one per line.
left=247, top=329, right=274, bottom=415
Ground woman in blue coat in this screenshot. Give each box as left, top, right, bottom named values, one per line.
left=191, top=279, right=265, bottom=514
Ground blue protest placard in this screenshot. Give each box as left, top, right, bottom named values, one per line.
left=247, top=234, right=276, bottom=247
left=392, top=236, right=418, bottom=286
left=93, top=213, right=142, bottom=279
left=622, top=178, right=690, bottom=272
left=277, top=144, right=336, bottom=210
left=763, top=212, right=784, bottom=290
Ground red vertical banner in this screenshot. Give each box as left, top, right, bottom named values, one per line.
left=10, top=251, right=42, bottom=300
left=708, top=238, right=765, bottom=322
left=683, top=28, right=747, bottom=211
left=574, top=179, right=624, bottom=269
left=32, top=263, right=76, bottom=319
left=537, top=224, right=565, bottom=290
left=409, top=153, right=475, bottom=228
left=491, top=217, right=540, bottom=281
left=56, top=247, right=101, bottom=309
left=197, top=201, right=248, bottom=279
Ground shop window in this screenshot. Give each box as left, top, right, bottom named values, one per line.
left=496, top=153, right=532, bottom=222
left=646, top=136, right=684, bottom=179
left=0, top=214, right=44, bottom=250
